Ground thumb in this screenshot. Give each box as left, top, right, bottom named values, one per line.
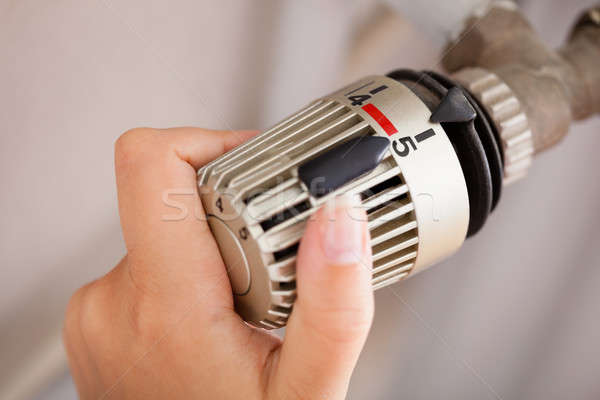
left=272, top=194, right=374, bottom=400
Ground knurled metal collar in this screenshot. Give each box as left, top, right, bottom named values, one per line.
left=452, top=67, right=534, bottom=185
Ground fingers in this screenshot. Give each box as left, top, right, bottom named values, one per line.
left=114, top=127, right=257, bottom=309
left=272, top=194, right=374, bottom=399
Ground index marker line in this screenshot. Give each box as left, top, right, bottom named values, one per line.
left=362, top=103, right=398, bottom=136
left=345, top=81, right=374, bottom=96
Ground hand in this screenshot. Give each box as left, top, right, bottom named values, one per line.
left=63, top=127, right=374, bottom=399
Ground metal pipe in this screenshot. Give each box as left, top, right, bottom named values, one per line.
left=443, top=3, right=600, bottom=154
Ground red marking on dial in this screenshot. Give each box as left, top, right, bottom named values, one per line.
left=361, top=103, right=398, bottom=136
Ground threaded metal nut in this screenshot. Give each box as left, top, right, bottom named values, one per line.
left=453, top=67, right=534, bottom=184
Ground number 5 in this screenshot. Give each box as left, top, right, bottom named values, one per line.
left=392, top=136, right=417, bottom=157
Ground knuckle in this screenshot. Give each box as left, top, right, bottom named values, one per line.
left=63, top=285, right=86, bottom=339
left=63, top=263, right=167, bottom=354
left=63, top=280, right=107, bottom=347
left=114, top=127, right=157, bottom=168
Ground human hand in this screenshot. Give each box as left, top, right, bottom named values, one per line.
left=63, top=127, right=374, bottom=399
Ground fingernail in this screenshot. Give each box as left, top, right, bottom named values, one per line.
left=322, top=194, right=366, bottom=264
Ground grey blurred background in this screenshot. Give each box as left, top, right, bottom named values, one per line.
left=1, top=0, right=599, bottom=399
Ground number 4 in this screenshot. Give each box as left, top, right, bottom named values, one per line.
left=348, top=94, right=370, bottom=106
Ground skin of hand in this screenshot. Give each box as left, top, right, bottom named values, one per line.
left=63, top=127, right=374, bottom=399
